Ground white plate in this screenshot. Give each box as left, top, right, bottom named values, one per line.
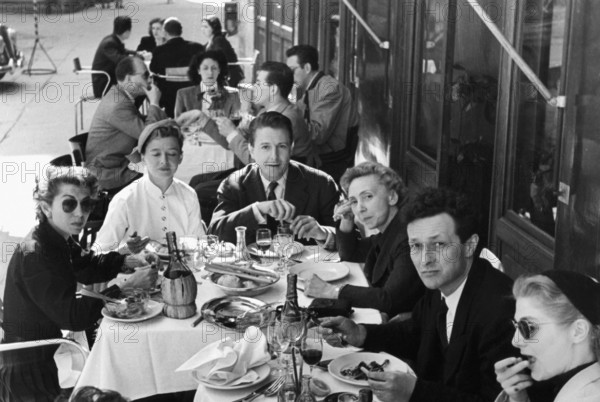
left=195, top=362, right=270, bottom=390
left=329, top=352, right=414, bottom=387
left=248, top=241, right=304, bottom=258
left=289, top=261, right=350, bottom=282
left=101, top=300, right=164, bottom=323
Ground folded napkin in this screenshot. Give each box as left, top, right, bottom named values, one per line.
left=176, top=326, right=270, bottom=386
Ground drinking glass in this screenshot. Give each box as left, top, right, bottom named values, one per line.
left=229, top=110, right=242, bottom=127
left=267, top=319, right=288, bottom=376
left=273, top=233, right=293, bottom=274
left=277, top=222, right=293, bottom=236
left=300, top=328, right=323, bottom=378
left=181, top=124, right=201, bottom=146
left=208, top=108, right=226, bottom=118
left=255, top=228, right=272, bottom=266
left=179, top=236, right=199, bottom=272
left=201, top=235, right=219, bottom=266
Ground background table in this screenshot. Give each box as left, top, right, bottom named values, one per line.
left=75, top=247, right=381, bottom=400
left=176, top=135, right=235, bottom=184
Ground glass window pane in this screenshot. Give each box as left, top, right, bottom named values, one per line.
left=510, top=0, right=566, bottom=237
left=414, top=0, right=448, bottom=158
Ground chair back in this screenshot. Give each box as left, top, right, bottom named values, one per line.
left=69, top=133, right=88, bottom=167
left=73, top=57, right=82, bottom=72
left=480, top=247, right=504, bottom=271
left=164, top=67, right=190, bottom=83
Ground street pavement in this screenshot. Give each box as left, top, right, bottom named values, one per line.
left=0, top=0, right=231, bottom=294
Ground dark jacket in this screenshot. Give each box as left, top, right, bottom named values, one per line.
left=209, top=161, right=340, bottom=245
left=150, top=37, right=204, bottom=117
left=136, top=35, right=157, bottom=52
left=363, top=259, right=516, bottom=402
left=336, top=211, right=425, bottom=315
left=207, top=35, right=244, bottom=87
left=91, top=34, right=135, bottom=98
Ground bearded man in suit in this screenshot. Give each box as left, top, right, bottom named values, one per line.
left=209, top=111, right=339, bottom=247
left=321, top=187, right=516, bottom=402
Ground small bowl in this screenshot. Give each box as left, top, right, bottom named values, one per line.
left=208, top=271, right=280, bottom=297
left=104, top=289, right=149, bottom=319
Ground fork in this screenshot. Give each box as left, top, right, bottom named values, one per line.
left=232, top=375, right=285, bottom=402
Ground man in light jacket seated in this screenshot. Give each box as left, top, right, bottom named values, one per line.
left=209, top=111, right=339, bottom=247
left=94, top=118, right=205, bottom=254
left=320, top=187, right=516, bottom=402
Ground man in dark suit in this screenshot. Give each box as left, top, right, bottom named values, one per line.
left=150, top=17, right=204, bottom=117
left=209, top=112, right=340, bottom=246
left=321, top=187, right=516, bottom=402
left=91, top=16, right=137, bottom=98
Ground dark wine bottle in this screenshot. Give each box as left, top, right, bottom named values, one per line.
left=358, top=388, right=373, bottom=402
left=280, top=274, right=305, bottom=344
left=164, top=232, right=192, bottom=280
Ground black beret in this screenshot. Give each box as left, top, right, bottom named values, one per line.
left=542, top=270, right=600, bottom=326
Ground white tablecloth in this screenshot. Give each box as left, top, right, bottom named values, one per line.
left=176, top=137, right=235, bottom=184
left=76, top=247, right=381, bottom=400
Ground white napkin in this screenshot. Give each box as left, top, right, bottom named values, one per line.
left=176, top=326, right=270, bottom=386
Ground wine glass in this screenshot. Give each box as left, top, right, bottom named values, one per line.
left=229, top=110, right=242, bottom=127
left=267, top=319, right=288, bottom=376
left=300, top=328, right=323, bottom=379
left=255, top=228, right=272, bottom=266
left=179, top=235, right=199, bottom=272
left=273, top=233, right=293, bottom=274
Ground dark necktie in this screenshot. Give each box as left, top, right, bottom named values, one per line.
left=438, top=297, right=449, bottom=347
left=266, top=181, right=278, bottom=233
left=302, top=90, right=310, bottom=122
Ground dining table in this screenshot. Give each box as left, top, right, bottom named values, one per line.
left=75, top=244, right=384, bottom=401
left=175, top=132, right=236, bottom=184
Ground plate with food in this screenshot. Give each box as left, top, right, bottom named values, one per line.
left=194, top=362, right=270, bottom=390
left=247, top=241, right=304, bottom=259
left=102, top=300, right=164, bottom=323
left=208, top=269, right=279, bottom=297
left=289, top=261, right=350, bottom=282
left=328, top=352, right=414, bottom=387
left=201, top=296, right=270, bottom=331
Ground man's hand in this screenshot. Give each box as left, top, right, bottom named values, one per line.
left=214, top=116, right=237, bottom=137
left=256, top=199, right=296, bottom=222
left=305, top=274, right=337, bottom=298
left=494, top=357, right=533, bottom=402
left=367, top=371, right=417, bottom=402
left=123, top=250, right=161, bottom=271
left=290, top=215, right=327, bottom=241
left=145, top=83, right=161, bottom=106
left=318, top=316, right=367, bottom=348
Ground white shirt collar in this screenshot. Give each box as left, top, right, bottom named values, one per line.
left=442, top=276, right=468, bottom=317
left=142, top=174, right=175, bottom=197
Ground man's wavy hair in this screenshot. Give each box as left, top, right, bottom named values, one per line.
left=402, top=187, right=478, bottom=243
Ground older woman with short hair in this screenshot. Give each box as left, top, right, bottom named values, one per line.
left=0, top=166, right=157, bottom=401
left=495, top=270, right=600, bottom=402
left=94, top=119, right=205, bottom=253
left=304, top=161, right=425, bottom=316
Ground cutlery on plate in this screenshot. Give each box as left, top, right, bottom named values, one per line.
left=80, top=288, right=124, bottom=304
left=191, top=314, right=204, bottom=328
left=231, top=375, right=285, bottom=402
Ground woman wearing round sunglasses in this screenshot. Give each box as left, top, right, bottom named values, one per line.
left=1, top=166, right=158, bottom=401
left=494, top=271, right=600, bottom=402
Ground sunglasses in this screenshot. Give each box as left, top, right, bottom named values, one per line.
left=512, top=319, right=564, bottom=340
left=62, top=198, right=96, bottom=214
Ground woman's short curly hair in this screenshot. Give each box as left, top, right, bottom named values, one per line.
left=340, top=162, right=406, bottom=204
left=34, top=166, right=99, bottom=223
left=187, top=50, right=229, bottom=86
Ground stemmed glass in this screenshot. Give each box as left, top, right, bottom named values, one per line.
left=201, top=234, right=219, bottom=267
left=267, top=319, right=289, bottom=376
left=300, top=327, right=323, bottom=379
left=273, top=234, right=293, bottom=274
left=255, top=228, right=272, bottom=266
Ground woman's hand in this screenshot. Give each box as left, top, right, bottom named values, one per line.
left=333, top=199, right=354, bottom=232
left=494, top=357, right=533, bottom=402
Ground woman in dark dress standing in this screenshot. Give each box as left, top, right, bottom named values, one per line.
left=201, top=16, right=244, bottom=87
left=0, top=166, right=158, bottom=401
left=136, top=17, right=165, bottom=52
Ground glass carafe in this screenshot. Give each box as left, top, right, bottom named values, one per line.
left=234, top=226, right=253, bottom=263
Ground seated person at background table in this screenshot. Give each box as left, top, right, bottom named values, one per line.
left=209, top=111, right=339, bottom=246
left=136, top=17, right=165, bottom=53
left=201, top=15, right=245, bottom=88
left=150, top=17, right=204, bottom=118
left=305, top=161, right=425, bottom=317
left=86, top=57, right=166, bottom=194
left=174, top=50, right=240, bottom=151
left=320, top=187, right=516, bottom=402
left=0, top=166, right=158, bottom=402
left=215, top=61, right=313, bottom=166
left=94, top=119, right=205, bottom=254
left=494, top=270, right=600, bottom=402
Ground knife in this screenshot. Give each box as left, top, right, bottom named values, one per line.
left=230, top=379, right=276, bottom=402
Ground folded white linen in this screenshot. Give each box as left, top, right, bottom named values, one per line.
left=176, top=326, right=270, bottom=386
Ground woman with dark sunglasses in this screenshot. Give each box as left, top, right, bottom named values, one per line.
left=0, top=166, right=158, bottom=401
left=494, top=271, right=600, bottom=402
